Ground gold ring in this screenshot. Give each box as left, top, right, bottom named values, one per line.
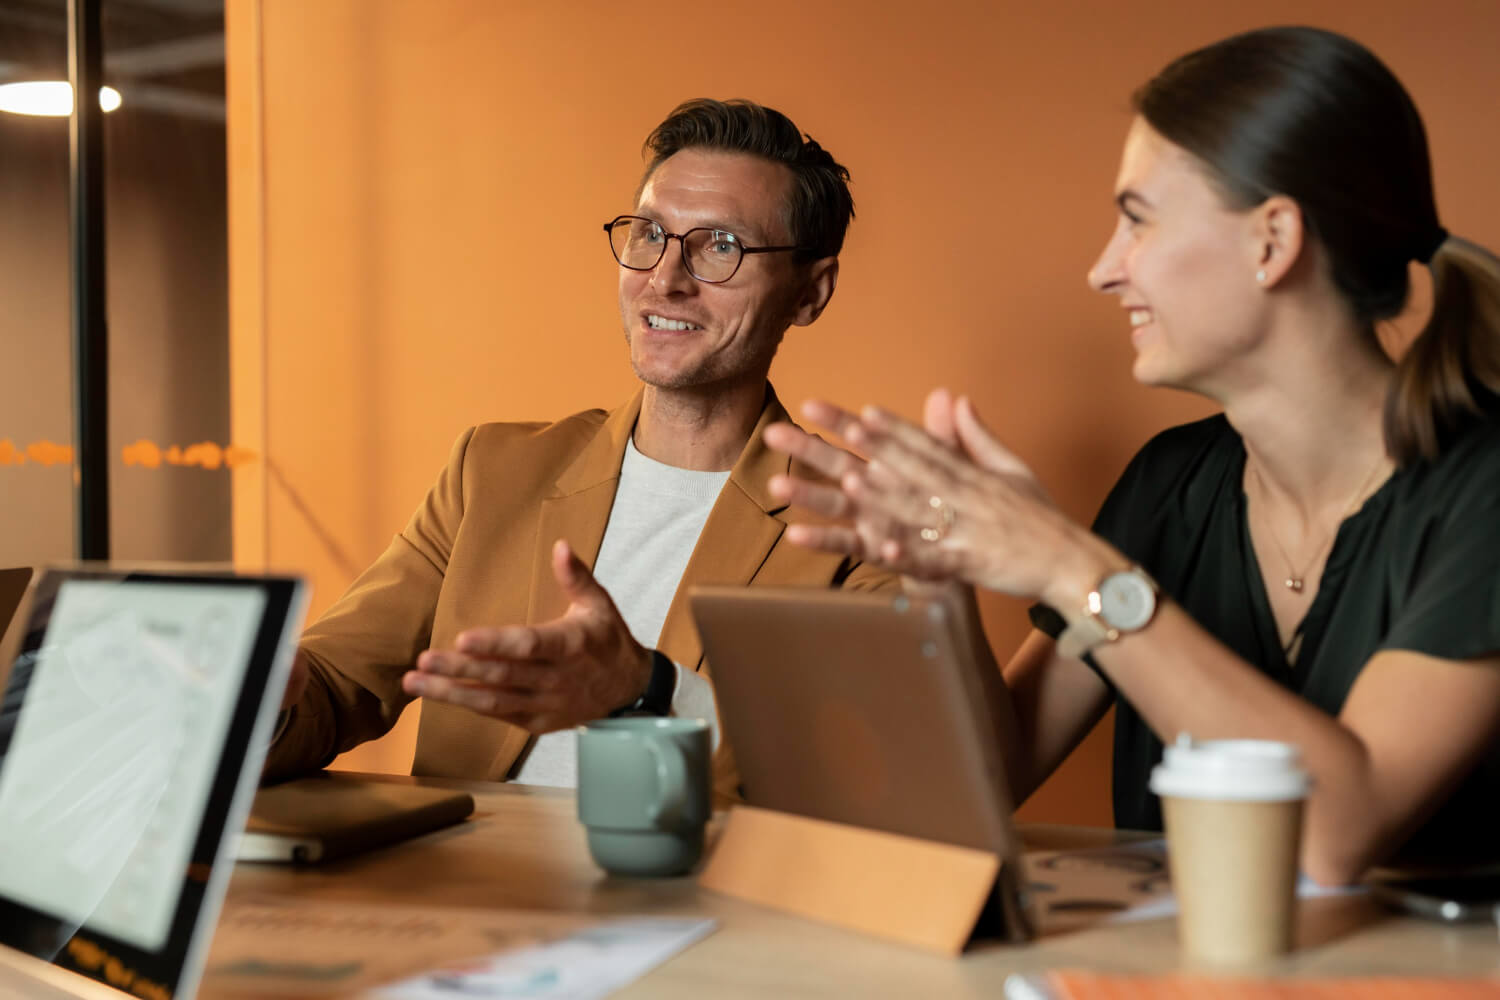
left=920, top=495, right=956, bottom=542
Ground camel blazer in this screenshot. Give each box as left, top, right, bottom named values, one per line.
left=263, top=385, right=897, bottom=798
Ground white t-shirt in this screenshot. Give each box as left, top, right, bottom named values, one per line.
left=512, top=436, right=728, bottom=787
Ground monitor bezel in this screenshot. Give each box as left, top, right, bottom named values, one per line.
left=0, top=568, right=306, bottom=999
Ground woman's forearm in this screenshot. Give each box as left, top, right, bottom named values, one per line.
left=1089, top=601, right=1380, bottom=882
left=1001, top=630, right=1113, bottom=804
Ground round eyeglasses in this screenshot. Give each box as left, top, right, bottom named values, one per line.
left=603, top=215, right=806, bottom=284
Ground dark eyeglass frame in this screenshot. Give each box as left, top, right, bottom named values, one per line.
left=603, top=214, right=807, bottom=284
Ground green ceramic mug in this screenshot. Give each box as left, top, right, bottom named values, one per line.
left=576, top=717, right=711, bottom=877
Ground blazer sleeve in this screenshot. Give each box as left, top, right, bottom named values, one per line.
left=262, top=428, right=473, bottom=782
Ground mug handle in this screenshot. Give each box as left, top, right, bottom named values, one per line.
left=643, top=736, right=687, bottom=831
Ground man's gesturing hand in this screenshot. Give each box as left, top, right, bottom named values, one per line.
left=401, top=539, right=655, bottom=732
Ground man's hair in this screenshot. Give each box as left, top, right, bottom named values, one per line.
left=642, top=99, right=854, bottom=260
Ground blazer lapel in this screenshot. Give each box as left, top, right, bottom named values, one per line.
left=490, top=384, right=848, bottom=777
left=524, top=390, right=643, bottom=626
left=491, top=391, right=640, bottom=778
left=655, top=386, right=798, bottom=670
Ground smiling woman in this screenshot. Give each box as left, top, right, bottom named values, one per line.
left=766, top=25, right=1500, bottom=884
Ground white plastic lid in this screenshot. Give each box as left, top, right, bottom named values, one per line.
left=1148, top=733, right=1311, bottom=802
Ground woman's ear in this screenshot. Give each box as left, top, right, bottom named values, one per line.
left=1251, top=195, right=1305, bottom=288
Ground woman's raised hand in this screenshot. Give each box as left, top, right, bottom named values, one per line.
left=765, top=389, right=1107, bottom=604
left=761, top=399, right=908, bottom=568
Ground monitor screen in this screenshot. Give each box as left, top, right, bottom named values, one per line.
left=0, top=570, right=305, bottom=999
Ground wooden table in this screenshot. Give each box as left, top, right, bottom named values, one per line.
left=5, top=774, right=1497, bottom=999
left=217, top=775, right=1499, bottom=997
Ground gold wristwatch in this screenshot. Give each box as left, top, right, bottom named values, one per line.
left=1056, top=566, right=1160, bottom=659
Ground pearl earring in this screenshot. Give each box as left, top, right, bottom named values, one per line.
left=1255, top=269, right=1267, bottom=283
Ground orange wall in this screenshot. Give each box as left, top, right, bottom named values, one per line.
left=227, top=0, right=1500, bottom=826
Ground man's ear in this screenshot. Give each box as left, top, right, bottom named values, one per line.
left=1251, top=195, right=1305, bottom=288
left=790, top=256, right=839, bottom=327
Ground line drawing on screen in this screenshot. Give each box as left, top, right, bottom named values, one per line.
left=0, top=581, right=266, bottom=951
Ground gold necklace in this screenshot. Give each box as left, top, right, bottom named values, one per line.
left=1249, top=454, right=1389, bottom=593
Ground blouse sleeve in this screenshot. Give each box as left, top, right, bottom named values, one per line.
left=1379, top=434, right=1500, bottom=663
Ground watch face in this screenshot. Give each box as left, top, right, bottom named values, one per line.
left=1098, top=571, right=1156, bottom=632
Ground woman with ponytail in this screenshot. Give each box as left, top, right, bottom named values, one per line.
left=766, top=26, right=1500, bottom=884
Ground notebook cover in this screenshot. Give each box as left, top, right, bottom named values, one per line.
left=240, top=777, right=474, bottom=863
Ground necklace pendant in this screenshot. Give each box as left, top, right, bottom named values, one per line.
left=1285, top=577, right=1304, bottom=593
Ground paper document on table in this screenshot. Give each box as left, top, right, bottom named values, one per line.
left=207, top=897, right=597, bottom=996
left=206, top=898, right=714, bottom=998
left=1006, top=971, right=1500, bottom=999
left=373, top=917, right=717, bottom=1000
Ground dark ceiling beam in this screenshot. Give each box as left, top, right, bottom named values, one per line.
left=118, top=81, right=224, bottom=122
left=104, top=33, right=223, bottom=75
left=1, top=32, right=226, bottom=122
left=123, top=0, right=224, bottom=13
left=0, top=32, right=223, bottom=80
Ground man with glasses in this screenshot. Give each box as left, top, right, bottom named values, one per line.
left=265, top=99, right=895, bottom=798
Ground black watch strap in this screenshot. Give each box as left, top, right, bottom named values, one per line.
left=610, top=649, right=676, bottom=717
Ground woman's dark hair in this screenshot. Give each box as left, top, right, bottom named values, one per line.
left=1135, top=26, right=1500, bottom=463
left=642, top=98, right=854, bottom=261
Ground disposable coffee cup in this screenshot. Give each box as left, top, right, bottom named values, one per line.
left=1149, top=734, right=1311, bottom=964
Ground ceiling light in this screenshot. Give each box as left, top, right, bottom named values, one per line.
left=0, top=82, right=122, bottom=117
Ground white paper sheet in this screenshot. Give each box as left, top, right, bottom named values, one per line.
left=373, top=917, right=717, bottom=1000
left=207, top=898, right=713, bottom=998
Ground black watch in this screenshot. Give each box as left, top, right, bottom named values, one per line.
left=609, top=649, right=675, bottom=717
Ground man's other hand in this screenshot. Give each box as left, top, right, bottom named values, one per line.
left=401, top=539, right=654, bottom=731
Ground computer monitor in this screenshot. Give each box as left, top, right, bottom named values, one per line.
left=0, top=568, right=306, bottom=999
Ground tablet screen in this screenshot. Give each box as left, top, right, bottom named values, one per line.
left=0, top=570, right=305, bottom=999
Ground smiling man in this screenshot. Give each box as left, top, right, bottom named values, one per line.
left=263, top=100, right=895, bottom=799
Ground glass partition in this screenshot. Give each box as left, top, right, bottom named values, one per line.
left=0, top=0, right=230, bottom=578
left=2, top=0, right=229, bottom=670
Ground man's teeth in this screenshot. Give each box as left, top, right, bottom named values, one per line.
left=1130, top=309, right=1152, bottom=328
left=647, top=315, right=702, bottom=331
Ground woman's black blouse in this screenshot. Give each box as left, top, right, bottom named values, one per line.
left=1032, top=415, right=1500, bottom=864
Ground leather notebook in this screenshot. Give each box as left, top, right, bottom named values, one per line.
left=237, top=775, right=475, bottom=863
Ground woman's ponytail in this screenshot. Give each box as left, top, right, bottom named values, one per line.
left=1384, top=236, right=1500, bottom=464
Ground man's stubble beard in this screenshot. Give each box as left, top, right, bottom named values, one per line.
left=624, top=327, right=786, bottom=393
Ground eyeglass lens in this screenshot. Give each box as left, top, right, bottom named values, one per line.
left=608, top=217, right=743, bottom=282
